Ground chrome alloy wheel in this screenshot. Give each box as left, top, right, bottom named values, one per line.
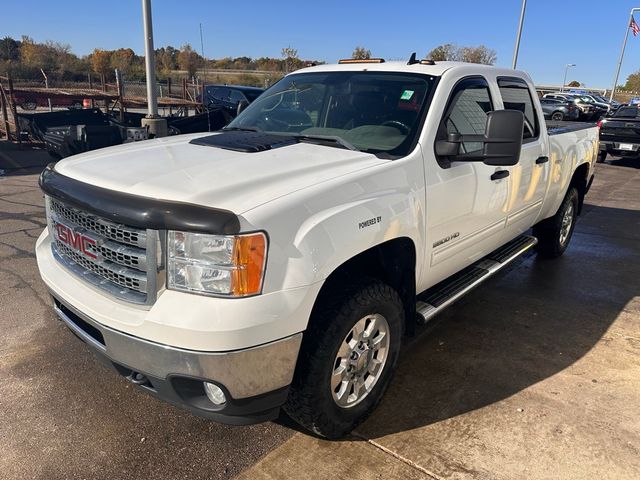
left=559, top=202, right=574, bottom=246
left=331, top=313, right=390, bottom=408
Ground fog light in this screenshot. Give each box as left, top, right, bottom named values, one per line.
left=204, top=382, right=226, bottom=405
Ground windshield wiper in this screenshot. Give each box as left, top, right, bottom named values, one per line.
left=223, top=126, right=262, bottom=132
left=292, top=134, right=357, bottom=151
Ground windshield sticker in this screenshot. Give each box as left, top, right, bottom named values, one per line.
left=400, top=90, right=414, bottom=100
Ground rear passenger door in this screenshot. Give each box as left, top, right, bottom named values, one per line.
left=497, top=77, right=548, bottom=234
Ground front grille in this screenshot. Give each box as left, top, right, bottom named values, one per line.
left=47, top=196, right=158, bottom=305
left=49, top=198, right=146, bottom=248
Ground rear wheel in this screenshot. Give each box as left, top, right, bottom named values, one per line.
left=21, top=101, right=37, bottom=111
left=284, top=279, right=403, bottom=439
left=551, top=111, right=564, bottom=121
left=533, top=187, right=579, bottom=258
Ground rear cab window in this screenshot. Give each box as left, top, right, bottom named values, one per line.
left=497, top=77, right=540, bottom=141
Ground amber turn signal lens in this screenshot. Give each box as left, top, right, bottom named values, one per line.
left=232, top=233, right=267, bottom=296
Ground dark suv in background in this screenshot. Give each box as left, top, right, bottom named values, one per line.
left=199, top=84, right=264, bottom=116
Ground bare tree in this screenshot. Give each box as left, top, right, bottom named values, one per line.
left=458, top=45, right=497, bottom=65
left=281, top=46, right=298, bottom=73
left=352, top=46, right=371, bottom=60
left=427, top=44, right=496, bottom=65
left=567, top=80, right=581, bottom=87
left=427, top=43, right=459, bottom=61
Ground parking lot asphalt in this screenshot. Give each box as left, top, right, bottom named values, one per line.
left=1, top=141, right=639, bottom=480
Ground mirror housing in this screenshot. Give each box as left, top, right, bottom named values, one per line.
left=237, top=100, right=249, bottom=116
left=435, top=110, right=524, bottom=167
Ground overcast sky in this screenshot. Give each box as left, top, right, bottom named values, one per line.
left=3, top=0, right=639, bottom=88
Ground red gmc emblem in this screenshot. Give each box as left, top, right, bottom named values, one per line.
left=55, top=223, right=97, bottom=260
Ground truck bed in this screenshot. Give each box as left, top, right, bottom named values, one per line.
left=545, top=120, right=597, bottom=136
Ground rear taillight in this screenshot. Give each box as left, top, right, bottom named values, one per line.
left=597, top=120, right=603, bottom=128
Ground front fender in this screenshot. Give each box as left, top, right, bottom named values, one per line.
left=241, top=148, right=427, bottom=293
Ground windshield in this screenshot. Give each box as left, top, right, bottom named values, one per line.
left=227, top=71, right=436, bottom=157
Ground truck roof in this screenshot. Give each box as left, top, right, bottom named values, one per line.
left=294, top=60, right=529, bottom=80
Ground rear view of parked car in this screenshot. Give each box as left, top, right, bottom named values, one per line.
left=540, top=98, right=580, bottom=121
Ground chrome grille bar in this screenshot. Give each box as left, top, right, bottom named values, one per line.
left=49, top=197, right=147, bottom=248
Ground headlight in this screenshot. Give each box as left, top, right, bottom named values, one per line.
left=167, top=231, right=267, bottom=297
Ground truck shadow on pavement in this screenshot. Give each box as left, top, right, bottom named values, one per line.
left=606, top=156, right=640, bottom=169
left=280, top=203, right=640, bottom=440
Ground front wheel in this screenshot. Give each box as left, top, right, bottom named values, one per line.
left=284, top=279, right=403, bottom=439
left=597, top=151, right=607, bottom=163
left=533, top=187, right=579, bottom=258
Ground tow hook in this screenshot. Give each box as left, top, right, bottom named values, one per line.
left=126, top=371, right=151, bottom=387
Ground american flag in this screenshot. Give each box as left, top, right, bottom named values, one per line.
left=631, top=16, right=640, bottom=36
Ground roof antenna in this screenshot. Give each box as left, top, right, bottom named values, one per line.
left=407, top=52, right=419, bottom=65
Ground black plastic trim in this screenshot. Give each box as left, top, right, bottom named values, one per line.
left=39, top=164, right=241, bottom=234
left=190, top=130, right=299, bottom=152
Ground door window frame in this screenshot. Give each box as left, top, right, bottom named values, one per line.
left=433, top=75, right=495, bottom=169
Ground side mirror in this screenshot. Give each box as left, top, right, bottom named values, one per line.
left=482, top=109, right=524, bottom=166
left=435, top=110, right=524, bottom=167
left=236, top=100, right=249, bottom=116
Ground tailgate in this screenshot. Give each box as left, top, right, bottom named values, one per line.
left=600, top=118, right=640, bottom=144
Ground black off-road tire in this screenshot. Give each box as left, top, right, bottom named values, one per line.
left=533, top=187, right=579, bottom=258
left=284, top=279, right=404, bottom=439
left=597, top=151, right=607, bottom=163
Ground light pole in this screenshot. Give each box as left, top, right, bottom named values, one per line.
left=561, top=64, right=576, bottom=92
left=141, top=0, right=167, bottom=137
left=610, top=7, right=640, bottom=102
left=512, top=0, right=527, bottom=69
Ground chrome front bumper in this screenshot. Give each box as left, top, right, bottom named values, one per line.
left=51, top=293, right=302, bottom=423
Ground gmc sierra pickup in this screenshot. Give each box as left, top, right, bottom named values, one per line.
left=36, top=58, right=598, bottom=438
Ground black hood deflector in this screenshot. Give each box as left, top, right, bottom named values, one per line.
left=190, top=130, right=298, bottom=153
left=39, top=164, right=241, bottom=234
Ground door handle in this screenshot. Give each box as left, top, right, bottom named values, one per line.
left=535, top=156, right=549, bottom=164
left=490, top=170, right=510, bottom=181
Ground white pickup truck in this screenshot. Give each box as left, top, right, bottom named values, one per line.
left=36, top=58, right=598, bottom=438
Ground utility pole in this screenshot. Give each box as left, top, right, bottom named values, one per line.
left=561, top=64, right=576, bottom=93
left=141, top=0, right=167, bottom=137
left=610, top=8, right=640, bottom=102
left=512, top=0, right=527, bottom=69
left=199, top=23, right=207, bottom=84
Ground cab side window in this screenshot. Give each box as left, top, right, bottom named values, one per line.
left=440, top=77, right=493, bottom=157
left=498, top=78, right=539, bottom=141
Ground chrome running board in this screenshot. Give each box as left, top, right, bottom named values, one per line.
left=416, top=235, right=538, bottom=324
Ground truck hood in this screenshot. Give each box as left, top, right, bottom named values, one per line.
left=54, top=133, right=386, bottom=214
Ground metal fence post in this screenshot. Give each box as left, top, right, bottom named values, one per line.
left=7, top=74, right=20, bottom=143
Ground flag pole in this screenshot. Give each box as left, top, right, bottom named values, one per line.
left=610, top=8, right=640, bottom=102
